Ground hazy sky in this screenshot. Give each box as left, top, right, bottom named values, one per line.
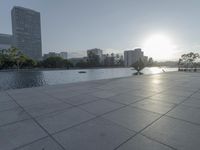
left=1, top=0, right=200, bottom=60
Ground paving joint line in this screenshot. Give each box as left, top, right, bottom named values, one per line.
left=6, top=92, right=67, bottom=150
left=113, top=87, right=200, bottom=150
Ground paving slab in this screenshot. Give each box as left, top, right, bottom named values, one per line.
left=117, top=134, right=173, bottom=150
left=131, top=100, right=175, bottom=114
left=0, top=100, right=18, bottom=112
left=79, top=99, right=124, bottom=116
left=11, top=93, right=61, bottom=107
left=167, top=105, right=200, bottom=124
left=0, top=107, right=30, bottom=126
left=182, top=97, right=200, bottom=108
left=143, top=116, right=200, bottom=150
left=90, top=90, right=119, bottom=99
left=53, top=118, right=136, bottom=150
left=16, top=137, right=63, bottom=150
left=0, top=119, right=47, bottom=150
left=191, top=92, right=200, bottom=99
left=0, top=92, right=13, bottom=102
left=1, top=72, right=200, bottom=150
left=103, top=106, right=161, bottom=131
left=107, top=93, right=145, bottom=105
left=149, top=93, right=186, bottom=104
left=36, top=107, right=95, bottom=133
left=63, top=93, right=101, bottom=105
left=23, top=101, right=72, bottom=117
left=43, top=89, right=83, bottom=99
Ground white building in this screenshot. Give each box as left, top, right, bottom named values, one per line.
left=59, top=52, right=68, bottom=59
left=124, top=48, right=144, bottom=67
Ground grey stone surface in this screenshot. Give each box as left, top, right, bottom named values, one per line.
left=143, top=116, right=200, bottom=150
left=0, top=100, right=18, bottom=112
left=36, top=107, right=95, bottom=133
left=90, top=90, right=119, bottom=99
left=107, top=93, right=145, bottom=105
left=53, top=118, right=136, bottom=150
left=103, top=106, right=161, bottom=131
left=131, top=100, right=175, bottom=114
left=182, top=97, right=200, bottom=108
left=191, top=92, right=200, bottom=99
left=167, top=105, right=200, bottom=124
left=12, top=93, right=61, bottom=107
left=63, top=93, right=101, bottom=105
left=0, top=92, right=13, bottom=102
left=43, top=89, right=82, bottom=99
left=16, top=137, right=63, bottom=150
left=0, top=119, right=47, bottom=150
left=117, top=135, right=173, bottom=150
left=79, top=99, right=124, bottom=116
left=23, top=101, right=72, bottom=117
left=1, top=72, right=200, bottom=150
left=150, top=93, right=186, bottom=104
left=0, top=107, right=30, bottom=126
left=162, top=89, right=194, bottom=97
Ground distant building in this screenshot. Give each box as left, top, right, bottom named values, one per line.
left=102, top=53, right=124, bottom=66
left=102, top=54, right=115, bottom=66
left=59, top=52, right=68, bottom=59
left=124, top=48, right=145, bottom=67
left=87, top=48, right=103, bottom=65
left=43, top=52, right=59, bottom=59
left=69, top=57, right=87, bottom=66
left=43, top=51, right=68, bottom=60
left=12, top=6, right=42, bottom=60
left=0, top=34, right=13, bottom=50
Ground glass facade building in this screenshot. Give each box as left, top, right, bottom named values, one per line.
left=12, top=6, right=42, bottom=60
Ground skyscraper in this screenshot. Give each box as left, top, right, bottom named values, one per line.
left=11, top=6, right=42, bottom=60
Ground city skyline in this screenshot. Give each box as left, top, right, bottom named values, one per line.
left=1, top=0, right=200, bottom=60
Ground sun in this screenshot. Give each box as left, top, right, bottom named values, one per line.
left=143, top=33, right=177, bottom=61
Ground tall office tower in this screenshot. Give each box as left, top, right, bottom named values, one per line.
left=11, top=6, right=42, bottom=60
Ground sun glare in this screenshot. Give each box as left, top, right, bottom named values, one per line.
left=143, top=33, right=177, bottom=61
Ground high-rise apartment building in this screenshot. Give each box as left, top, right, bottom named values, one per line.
left=87, top=48, right=103, bottom=64
left=11, top=6, right=42, bottom=60
left=124, top=48, right=144, bottom=67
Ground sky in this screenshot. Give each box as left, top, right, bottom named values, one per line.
left=1, top=0, right=200, bottom=60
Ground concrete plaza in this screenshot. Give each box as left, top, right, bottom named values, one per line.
left=0, top=72, right=200, bottom=150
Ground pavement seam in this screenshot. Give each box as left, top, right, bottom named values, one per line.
left=113, top=87, right=200, bottom=150
left=6, top=92, right=67, bottom=150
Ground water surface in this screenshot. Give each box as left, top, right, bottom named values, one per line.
left=0, top=67, right=177, bottom=91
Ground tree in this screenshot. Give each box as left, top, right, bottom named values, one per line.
left=178, top=52, right=200, bottom=71
left=87, top=51, right=101, bottom=67
left=132, top=58, right=146, bottom=75
left=0, top=47, right=36, bottom=69
left=148, top=57, right=154, bottom=66
left=42, top=57, right=64, bottom=68
left=76, top=60, right=88, bottom=68
left=41, top=56, right=73, bottom=68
